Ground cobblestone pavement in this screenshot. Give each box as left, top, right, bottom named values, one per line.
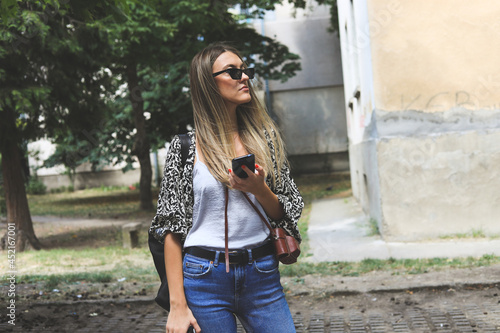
left=3, top=286, right=500, bottom=332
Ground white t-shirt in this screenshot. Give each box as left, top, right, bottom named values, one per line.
left=183, top=160, right=270, bottom=250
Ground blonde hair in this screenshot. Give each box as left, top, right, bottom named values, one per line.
left=190, top=42, right=287, bottom=187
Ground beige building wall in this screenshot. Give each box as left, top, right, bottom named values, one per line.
left=369, top=0, right=500, bottom=112
left=338, top=0, right=500, bottom=240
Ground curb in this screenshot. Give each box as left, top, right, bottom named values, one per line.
left=282, top=264, right=500, bottom=298
left=284, top=281, right=500, bottom=299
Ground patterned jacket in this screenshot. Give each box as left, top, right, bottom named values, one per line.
left=149, top=130, right=304, bottom=244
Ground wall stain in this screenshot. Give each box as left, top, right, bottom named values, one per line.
left=401, top=91, right=499, bottom=111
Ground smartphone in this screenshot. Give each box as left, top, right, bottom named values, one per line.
left=231, top=154, right=255, bottom=178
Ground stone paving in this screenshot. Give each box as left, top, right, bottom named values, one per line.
left=4, top=295, right=499, bottom=332
left=302, top=302, right=500, bottom=333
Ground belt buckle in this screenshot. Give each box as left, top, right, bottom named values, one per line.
left=228, top=250, right=247, bottom=265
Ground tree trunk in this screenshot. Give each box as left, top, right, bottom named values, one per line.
left=1, top=108, right=42, bottom=251
left=126, top=62, right=154, bottom=210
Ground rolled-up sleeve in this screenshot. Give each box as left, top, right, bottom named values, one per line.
left=271, top=161, right=304, bottom=243
left=149, top=136, right=188, bottom=243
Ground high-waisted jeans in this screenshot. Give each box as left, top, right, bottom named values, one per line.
left=182, top=251, right=296, bottom=333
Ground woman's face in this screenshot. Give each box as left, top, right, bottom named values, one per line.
left=212, top=51, right=252, bottom=110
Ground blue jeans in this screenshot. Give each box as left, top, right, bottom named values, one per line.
left=182, top=251, right=296, bottom=333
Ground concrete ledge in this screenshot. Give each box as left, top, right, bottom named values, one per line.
left=122, top=222, right=143, bottom=248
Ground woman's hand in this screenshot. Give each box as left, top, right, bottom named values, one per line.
left=165, top=304, right=200, bottom=333
left=228, top=164, right=266, bottom=197
left=229, top=164, right=284, bottom=221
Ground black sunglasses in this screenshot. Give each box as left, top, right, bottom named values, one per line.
left=212, top=68, right=255, bottom=80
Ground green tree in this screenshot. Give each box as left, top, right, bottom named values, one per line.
left=0, top=0, right=128, bottom=250
left=87, top=1, right=178, bottom=210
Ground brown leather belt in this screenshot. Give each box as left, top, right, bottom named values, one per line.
left=184, top=241, right=274, bottom=265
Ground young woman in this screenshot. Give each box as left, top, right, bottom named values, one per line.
left=149, top=42, right=304, bottom=333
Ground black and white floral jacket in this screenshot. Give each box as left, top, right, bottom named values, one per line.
left=149, top=130, right=304, bottom=244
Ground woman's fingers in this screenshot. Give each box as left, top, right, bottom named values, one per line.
left=240, top=165, right=253, bottom=177
left=228, top=164, right=268, bottom=196
left=228, top=168, right=237, bottom=187
left=254, top=164, right=265, bottom=178
left=192, top=321, right=201, bottom=332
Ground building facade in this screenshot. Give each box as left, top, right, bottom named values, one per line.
left=337, top=0, right=500, bottom=240
left=257, top=2, right=349, bottom=174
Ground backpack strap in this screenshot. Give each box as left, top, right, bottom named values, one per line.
left=178, top=133, right=191, bottom=167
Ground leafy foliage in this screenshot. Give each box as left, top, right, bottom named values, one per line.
left=287, top=0, right=339, bottom=33
left=1, top=0, right=311, bottom=176
left=0, top=1, right=118, bottom=150
left=77, top=0, right=304, bottom=174
left=315, top=0, right=339, bottom=33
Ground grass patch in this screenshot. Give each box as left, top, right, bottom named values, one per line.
left=16, top=246, right=153, bottom=273
left=279, top=254, right=500, bottom=277
left=28, top=187, right=158, bottom=220
left=439, top=228, right=496, bottom=240
left=22, top=272, right=114, bottom=291
left=367, top=218, right=380, bottom=236
left=9, top=245, right=159, bottom=291
left=19, top=267, right=159, bottom=291
left=39, top=225, right=124, bottom=249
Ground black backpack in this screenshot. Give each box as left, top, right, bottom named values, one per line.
left=149, top=134, right=191, bottom=311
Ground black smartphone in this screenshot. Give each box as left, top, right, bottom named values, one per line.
left=231, top=154, right=255, bottom=178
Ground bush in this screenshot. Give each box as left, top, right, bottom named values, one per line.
left=50, top=185, right=75, bottom=193
left=26, top=177, right=47, bottom=195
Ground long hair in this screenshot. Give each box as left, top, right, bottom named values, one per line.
left=190, top=42, right=287, bottom=187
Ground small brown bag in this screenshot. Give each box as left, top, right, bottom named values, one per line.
left=241, top=192, right=300, bottom=265
left=272, top=227, right=300, bottom=264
